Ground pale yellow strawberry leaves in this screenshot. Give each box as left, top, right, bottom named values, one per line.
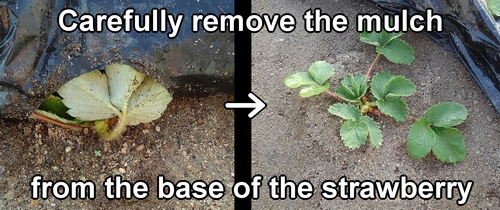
left=58, top=64, right=172, bottom=140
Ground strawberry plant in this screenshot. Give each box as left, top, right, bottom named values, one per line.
left=32, top=64, right=173, bottom=140
left=284, top=30, right=469, bottom=163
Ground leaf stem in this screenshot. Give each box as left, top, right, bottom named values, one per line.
left=325, top=90, right=347, bottom=102
left=408, top=115, right=420, bottom=121
left=101, top=112, right=127, bottom=140
left=366, top=53, right=381, bottom=80
left=31, top=113, right=83, bottom=130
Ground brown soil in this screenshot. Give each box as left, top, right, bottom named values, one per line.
left=0, top=95, right=234, bottom=209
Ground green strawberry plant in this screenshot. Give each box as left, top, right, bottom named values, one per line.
left=284, top=30, right=469, bottom=163
left=32, top=64, right=173, bottom=140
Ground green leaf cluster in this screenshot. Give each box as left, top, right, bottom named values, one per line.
left=360, top=30, right=414, bottom=65
left=328, top=104, right=382, bottom=148
left=372, top=72, right=416, bottom=122
left=407, top=103, right=468, bottom=163
left=335, top=75, right=367, bottom=103
left=284, top=61, right=333, bottom=97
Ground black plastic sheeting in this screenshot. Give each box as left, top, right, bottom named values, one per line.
left=366, top=0, right=500, bottom=113
left=0, top=0, right=234, bottom=118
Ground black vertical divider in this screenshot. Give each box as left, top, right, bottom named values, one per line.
left=234, top=0, right=252, bottom=208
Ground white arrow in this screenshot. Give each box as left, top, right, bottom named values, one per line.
left=224, top=92, right=267, bottom=118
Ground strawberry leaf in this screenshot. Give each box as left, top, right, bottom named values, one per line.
left=371, top=72, right=394, bottom=100
left=57, top=64, right=172, bottom=140
left=340, top=119, right=369, bottom=149
left=328, top=103, right=362, bottom=121
left=299, top=83, right=330, bottom=98
left=376, top=96, right=408, bottom=122
left=360, top=116, right=383, bottom=147
left=58, top=70, right=120, bottom=121
left=407, top=119, right=435, bottom=159
left=335, top=75, right=367, bottom=102
left=284, top=72, right=316, bottom=88
left=308, top=61, right=334, bottom=85
left=376, top=38, right=415, bottom=65
left=431, top=126, right=467, bottom=163
left=384, top=76, right=416, bottom=97
left=424, top=102, right=468, bottom=127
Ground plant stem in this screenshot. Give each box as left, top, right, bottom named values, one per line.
left=408, top=115, right=420, bottom=121
left=325, top=90, right=347, bottom=102
left=101, top=112, right=127, bottom=141
left=31, top=113, right=83, bottom=130
left=366, top=53, right=381, bottom=80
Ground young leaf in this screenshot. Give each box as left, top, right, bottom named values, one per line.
left=360, top=116, right=383, bottom=147
left=58, top=70, right=120, bottom=121
left=335, top=85, right=359, bottom=102
left=376, top=38, right=415, bottom=65
left=376, top=96, right=408, bottom=122
left=431, top=127, right=467, bottom=163
left=284, top=72, right=316, bottom=88
left=424, top=102, right=468, bottom=127
left=345, top=75, right=367, bottom=97
left=299, top=83, right=330, bottom=98
left=340, top=119, right=369, bottom=149
left=335, top=75, right=367, bottom=102
left=308, top=61, right=334, bottom=85
left=407, top=119, right=435, bottom=159
left=328, top=103, right=362, bottom=121
left=371, top=72, right=394, bottom=100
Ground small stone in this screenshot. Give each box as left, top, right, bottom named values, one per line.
left=142, top=129, right=149, bottom=134
left=136, top=144, right=145, bottom=152
left=47, top=128, right=57, bottom=137
left=120, top=147, right=128, bottom=154
left=30, top=199, right=39, bottom=206
left=83, top=128, right=89, bottom=135
left=473, top=100, right=479, bottom=105
left=119, top=168, right=126, bottom=174
left=65, top=146, right=72, bottom=153
left=23, top=127, right=32, bottom=135
left=155, top=126, right=160, bottom=132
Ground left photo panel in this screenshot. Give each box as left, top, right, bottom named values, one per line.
left=0, top=0, right=235, bottom=208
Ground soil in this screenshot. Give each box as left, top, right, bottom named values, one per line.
left=252, top=0, right=500, bottom=209
left=0, top=95, right=234, bottom=209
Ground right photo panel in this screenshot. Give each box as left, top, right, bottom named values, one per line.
left=251, top=0, right=500, bottom=208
